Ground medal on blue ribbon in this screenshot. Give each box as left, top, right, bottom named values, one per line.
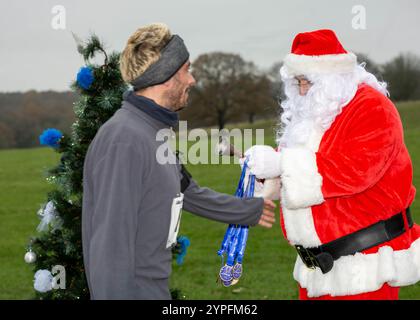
left=217, top=158, right=254, bottom=287
left=219, top=225, right=241, bottom=286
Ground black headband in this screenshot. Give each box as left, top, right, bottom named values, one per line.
left=130, top=35, right=190, bottom=90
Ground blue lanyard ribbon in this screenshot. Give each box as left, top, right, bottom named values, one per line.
left=234, top=158, right=248, bottom=197
left=218, top=158, right=255, bottom=286
left=226, top=225, right=242, bottom=266
left=217, top=224, right=235, bottom=257
left=236, top=226, right=249, bottom=264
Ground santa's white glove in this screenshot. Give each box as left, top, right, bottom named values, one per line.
left=244, top=145, right=282, bottom=179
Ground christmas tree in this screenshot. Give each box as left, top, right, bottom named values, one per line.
left=26, top=34, right=188, bottom=299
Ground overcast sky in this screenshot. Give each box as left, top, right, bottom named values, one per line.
left=1, top=0, right=419, bottom=92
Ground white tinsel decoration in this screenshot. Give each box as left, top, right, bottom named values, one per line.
left=34, top=270, right=53, bottom=293
left=37, top=201, right=63, bottom=232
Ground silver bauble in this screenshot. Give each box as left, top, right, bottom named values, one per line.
left=24, top=251, right=37, bottom=264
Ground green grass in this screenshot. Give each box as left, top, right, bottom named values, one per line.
left=0, top=148, right=59, bottom=299
left=171, top=162, right=297, bottom=299
left=1, top=101, right=420, bottom=299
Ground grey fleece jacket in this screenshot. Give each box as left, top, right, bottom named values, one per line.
left=82, top=100, right=264, bottom=300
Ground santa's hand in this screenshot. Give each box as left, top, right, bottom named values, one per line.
left=258, top=199, right=276, bottom=228
left=254, top=177, right=281, bottom=200
left=244, top=145, right=282, bottom=179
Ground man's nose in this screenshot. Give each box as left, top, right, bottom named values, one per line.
left=189, top=74, right=196, bottom=86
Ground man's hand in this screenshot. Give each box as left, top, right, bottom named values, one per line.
left=258, top=199, right=276, bottom=228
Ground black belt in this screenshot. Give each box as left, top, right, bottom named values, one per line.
left=295, top=207, right=413, bottom=274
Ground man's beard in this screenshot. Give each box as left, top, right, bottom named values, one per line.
left=164, top=80, right=191, bottom=112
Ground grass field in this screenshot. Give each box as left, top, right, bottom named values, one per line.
left=1, top=101, right=420, bottom=299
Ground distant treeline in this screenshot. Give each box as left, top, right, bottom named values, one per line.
left=1, top=52, right=419, bottom=149
left=0, top=91, right=77, bottom=149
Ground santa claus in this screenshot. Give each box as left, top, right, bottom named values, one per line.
left=245, top=29, right=420, bottom=300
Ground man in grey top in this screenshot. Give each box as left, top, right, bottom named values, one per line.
left=82, top=23, right=276, bottom=300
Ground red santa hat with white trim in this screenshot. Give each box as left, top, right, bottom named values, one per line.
left=283, top=29, right=357, bottom=76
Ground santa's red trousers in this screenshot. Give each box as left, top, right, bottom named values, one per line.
left=299, top=283, right=399, bottom=300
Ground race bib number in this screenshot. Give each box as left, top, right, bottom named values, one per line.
left=166, top=193, right=184, bottom=249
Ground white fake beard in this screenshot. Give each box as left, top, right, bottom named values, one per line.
left=276, top=64, right=388, bottom=148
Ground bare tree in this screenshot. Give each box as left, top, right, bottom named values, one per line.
left=187, top=52, right=274, bottom=129
left=356, top=53, right=383, bottom=80
left=382, top=53, right=420, bottom=101
left=235, top=73, right=276, bottom=124
left=267, top=61, right=284, bottom=104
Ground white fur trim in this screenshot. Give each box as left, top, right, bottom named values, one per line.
left=282, top=206, right=322, bottom=247
left=280, top=148, right=324, bottom=210
left=280, top=127, right=324, bottom=247
left=294, top=237, right=420, bottom=298
left=284, top=52, right=357, bottom=77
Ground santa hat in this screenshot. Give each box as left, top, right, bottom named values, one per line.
left=283, top=29, right=357, bottom=76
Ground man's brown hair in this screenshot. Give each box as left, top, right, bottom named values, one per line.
left=120, top=23, right=172, bottom=83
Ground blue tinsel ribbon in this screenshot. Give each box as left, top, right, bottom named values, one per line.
left=39, top=128, right=63, bottom=148
left=175, top=235, right=190, bottom=265
left=76, top=66, right=94, bottom=90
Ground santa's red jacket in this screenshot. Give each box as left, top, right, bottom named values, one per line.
left=277, top=84, right=420, bottom=298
